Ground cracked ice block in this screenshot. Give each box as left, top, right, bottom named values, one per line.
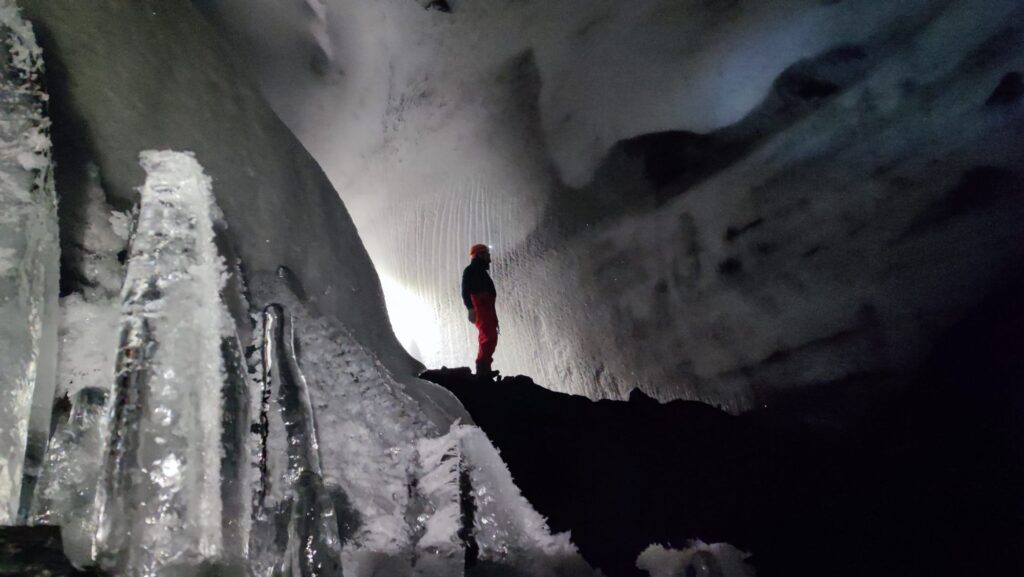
left=93, top=151, right=231, bottom=575
left=0, top=0, right=59, bottom=525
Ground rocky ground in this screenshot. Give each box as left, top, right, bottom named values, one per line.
left=421, top=280, right=1024, bottom=577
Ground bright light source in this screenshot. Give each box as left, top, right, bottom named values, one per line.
left=378, top=273, right=442, bottom=366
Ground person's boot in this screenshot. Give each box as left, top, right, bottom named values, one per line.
left=475, top=360, right=495, bottom=382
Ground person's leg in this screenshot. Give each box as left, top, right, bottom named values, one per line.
left=476, top=326, right=498, bottom=379
left=471, top=293, right=499, bottom=379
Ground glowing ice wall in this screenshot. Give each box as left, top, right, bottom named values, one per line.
left=201, top=0, right=1024, bottom=409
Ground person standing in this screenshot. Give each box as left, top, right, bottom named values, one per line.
left=462, top=244, right=498, bottom=380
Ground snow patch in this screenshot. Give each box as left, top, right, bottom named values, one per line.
left=637, top=542, right=756, bottom=577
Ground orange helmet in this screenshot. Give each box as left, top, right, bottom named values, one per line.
left=469, top=243, right=490, bottom=258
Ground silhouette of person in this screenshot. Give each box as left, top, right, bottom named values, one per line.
left=462, top=244, right=498, bottom=380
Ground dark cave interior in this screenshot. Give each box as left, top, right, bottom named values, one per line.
left=423, top=274, right=1024, bottom=577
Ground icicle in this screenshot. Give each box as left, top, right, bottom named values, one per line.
left=416, top=425, right=598, bottom=576
left=220, top=333, right=253, bottom=561
left=252, top=304, right=343, bottom=577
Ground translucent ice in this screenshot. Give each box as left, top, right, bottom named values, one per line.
left=30, top=387, right=108, bottom=566
left=0, top=0, right=58, bottom=525
left=93, top=151, right=233, bottom=575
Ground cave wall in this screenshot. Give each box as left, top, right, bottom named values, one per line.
left=18, top=0, right=428, bottom=394
left=198, top=0, right=1024, bottom=409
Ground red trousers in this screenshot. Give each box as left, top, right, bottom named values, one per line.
left=471, top=293, right=498, bottom=364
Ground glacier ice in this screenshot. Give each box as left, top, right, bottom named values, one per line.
left=29, top=167, right=127, bottom=566
left=30, top=386, right=108, bottom=566
left=0, top=2, right=769, bottom=573
left=199, top=0, right=1024, bottom=410
left=93, top=151, right=232, bottom=574
left=0, top=0, right=58, bottom=525
left=246, top=271, right=600, bottom=577
left=19, top=0, right=424, bottom=396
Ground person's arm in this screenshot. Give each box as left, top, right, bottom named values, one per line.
left=462, top=267, right=477, bottom=322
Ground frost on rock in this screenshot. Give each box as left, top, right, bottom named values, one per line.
left=413, top=424, right=596, bottom=576
left=246, top=272, right=598, bottom=576
left=93, top=151, right=235, bottom=575
left=636, top=542, right=756, bottom=577
left=0, top=0, right=58, bottom=525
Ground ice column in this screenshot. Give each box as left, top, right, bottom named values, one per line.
left=93, top=151, right=231, bottom=574
left=30, top=387, right=108, bottom=565
left=252, top=304, right=343, bottom=577
left=0, top=0, right=59, bottom=525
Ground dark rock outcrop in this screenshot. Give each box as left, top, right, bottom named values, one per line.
left=422, top=280, right=1024, bottom=577
left=0, top=526, right=107, bottom=576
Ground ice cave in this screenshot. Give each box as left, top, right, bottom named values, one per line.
left=0, top=0, right=1022, bottom=576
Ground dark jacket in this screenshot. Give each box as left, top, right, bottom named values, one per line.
left=462, top=258, right=495, bottom=310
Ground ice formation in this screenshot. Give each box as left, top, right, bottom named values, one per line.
left=0, top=0, right=58, bottom=525
left=19, top=0, right=424, bottom=395
left=30, top=165, right=127, bottom=567
left=19, top=146, right=599, bottom=575
left=246, top=270, right=598, bottom=577
left=90, top=151, right=232, bottom=573
left=199, top=0, right=1024, bottom=410
left=636, top=542, right=755, bottom=577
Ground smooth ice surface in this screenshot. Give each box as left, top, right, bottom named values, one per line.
left=94, top=151, right=231, bottom=575
left=0, top=0, right=58, bottom=524
left=30, top=387, right=108, bottom=567
left=202, top=0, right=1024, bottom=409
